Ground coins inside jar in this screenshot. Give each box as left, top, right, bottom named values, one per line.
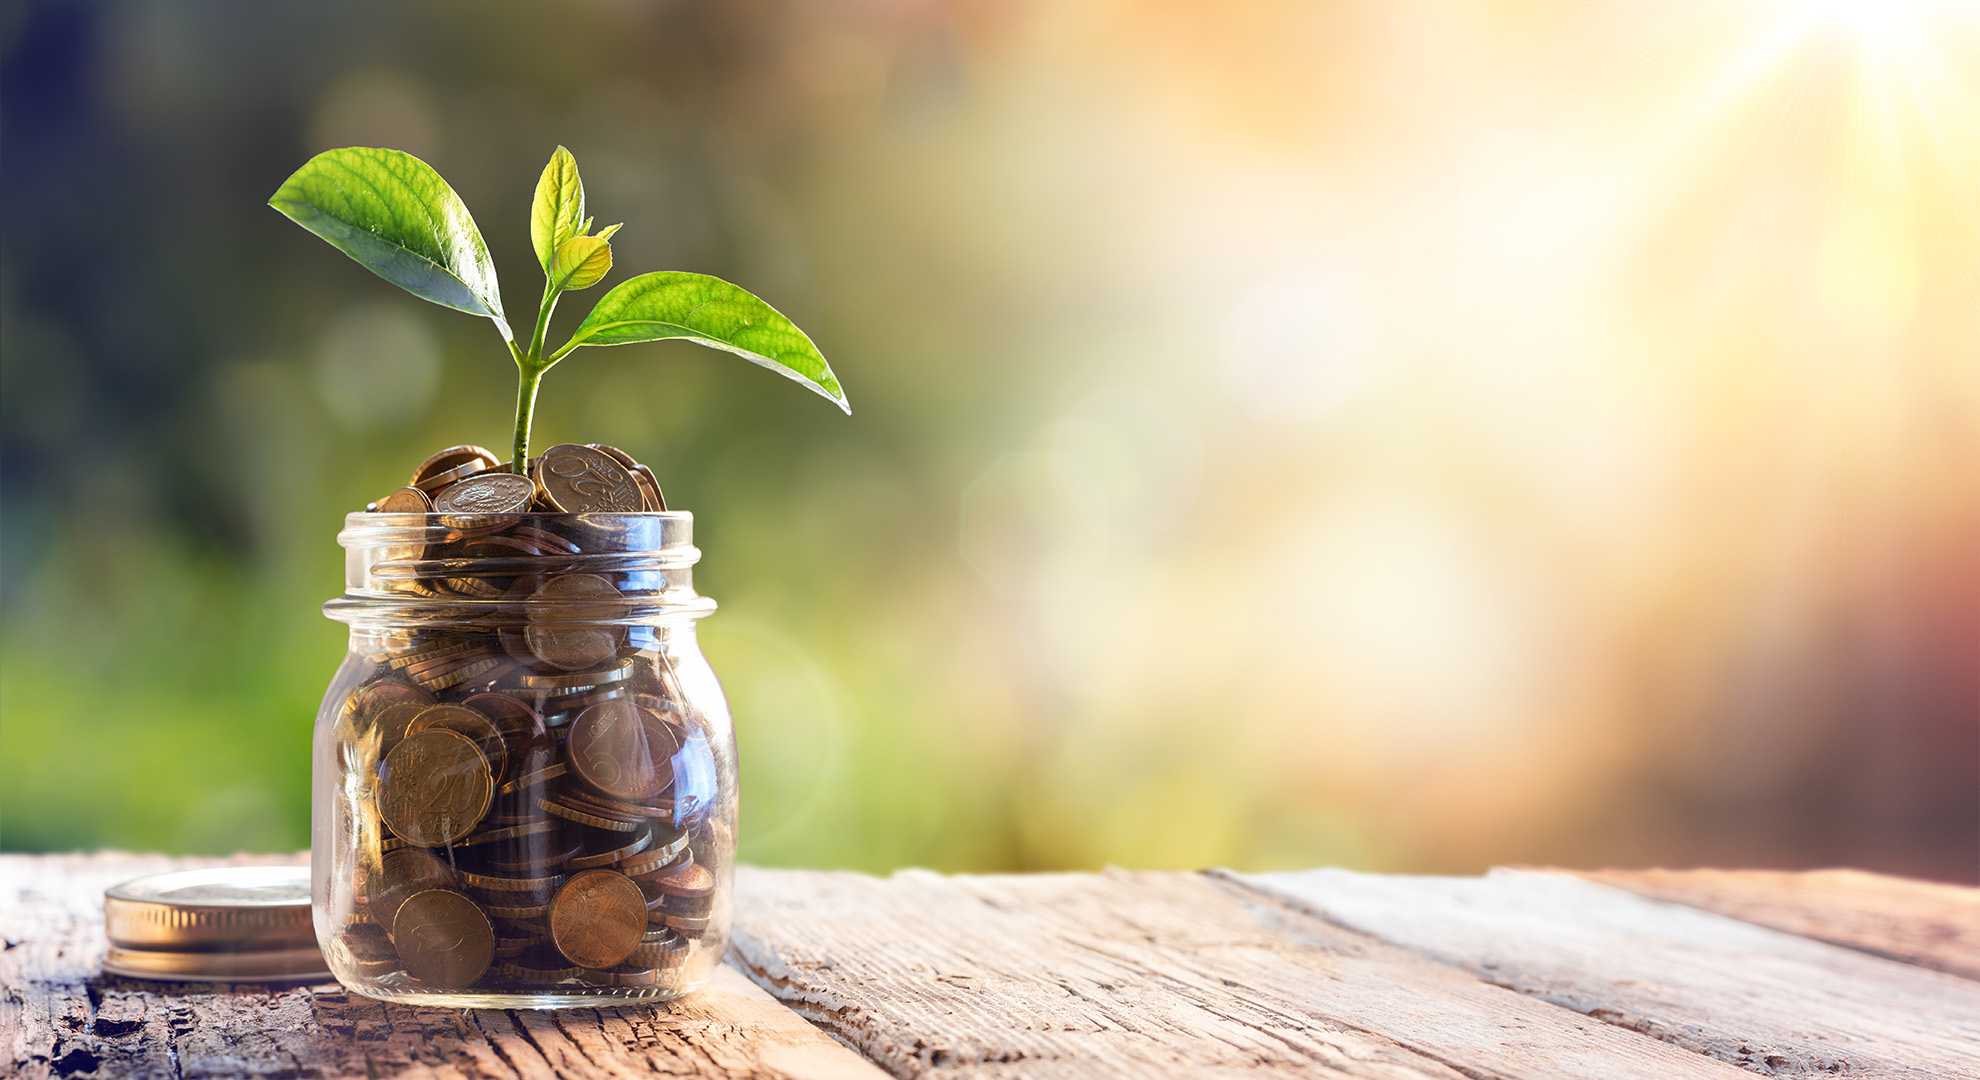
left=340, top=452, right=718, bottom=994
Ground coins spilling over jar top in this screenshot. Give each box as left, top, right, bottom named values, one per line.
left=334, top=441, right=718, bottom=994
left=366, top=442, right=665, bottom=515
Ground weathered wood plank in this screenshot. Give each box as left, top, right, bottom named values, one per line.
left=728, top=866, right=1753, bottom=1080
left=1573, top=868, right=1980, bottom=981
left=1239, top=867, right=1980, bottom=1080
left=0, top=852, right=885, bottom=1080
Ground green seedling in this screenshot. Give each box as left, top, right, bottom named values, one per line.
left=270, top=146, right=847, bottom=469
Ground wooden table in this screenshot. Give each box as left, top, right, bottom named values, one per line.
left=4, top=854, right=1976, bottom=1079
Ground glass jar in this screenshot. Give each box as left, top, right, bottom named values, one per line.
left=312, top=510, right=733, bottom=1007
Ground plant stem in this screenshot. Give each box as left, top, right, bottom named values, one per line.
left=512, top=365, right=543, bottom=472
left=509, top=282, right=563, bottom=472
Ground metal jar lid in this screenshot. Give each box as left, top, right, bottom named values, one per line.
left=102, top=866, right=331, bottom=982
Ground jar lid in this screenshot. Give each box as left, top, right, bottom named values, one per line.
left=102, top=866, right=331, bottom=982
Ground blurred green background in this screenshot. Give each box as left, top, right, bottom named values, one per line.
left=2, top=1, right=1975, bottom=880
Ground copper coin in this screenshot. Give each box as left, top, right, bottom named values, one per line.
left=373, top=486, right=433, bottom=514
left=509, top=525, right=581, bottom=555
left=650, top=858, right=714, bottom=899
left=434, top=472, right=536, bottom=516
left=524, top=575, right=624, bottom=670
left=566, top=699, right=680, bottom=801
left=586, top=443, right=640, bottom=471
left=341, top=921, right=397, bottom=963
left=373, top=847, right=455, bottom=938
left=392, top=889, right=494, bottom=988
left=378, top=729, right=493, bottom=847
left=631, top=465, right=665, bottom=512
left=462, top=693, right=546, bottom=766
left=405, top=704, right=508, bottom=780
left=354, top=679, right=434, bottom=721
left=549, top=869, right=647, bottom=970
left=500, top=947, right=579, bottom=983
left=619, top=833, right=692, bottom=879
left=410, top=445, right=501, bottom=489
left=415, top=657, right=502, bottom=693
left=534, top=443, right=645, bottom=513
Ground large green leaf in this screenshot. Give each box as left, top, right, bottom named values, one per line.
left=270, top=147, right=511, bottom=341
left=565, top=272, right=849, bottom=413
left=530, top=146, right=585, bottom=274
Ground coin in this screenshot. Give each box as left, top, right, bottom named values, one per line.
left=518, top=662, right=634, bottom=690
left=566, top=699, right=680, bottom=801
left=372, top=486, right=434, bottom=515
left=537, top=793, right=643, bottom=832
left=372, top=847, right=455, bottom=938
left=499, top=760, right=567, bottom=795
left=354, top=679, right=434, bottom=722
left=434, top=472, right=536, bottom=516
left=524, top=575, right=625, bottom=670
left=534, top=443, right=645, bottom=513
left=392, top=889, right=494, bottom=988
left=649, top=858, right=714, bottom=898
left=410, top=445, right=501, bottom=489
left=618, top=832, right=692, bottom=879
left=549, top=869, right=647, bottom=970
left=378, top=728, right=493, bottom=847
left=368, top=701, right=429, bottom=756
left=570, top=828, right=653, bottom=871
left=458, top=819, right=556, bottom=847
left=405, top=704, right=508, bottom=780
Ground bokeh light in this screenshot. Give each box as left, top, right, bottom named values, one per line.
left=1, top=0, right=1973, bottom=881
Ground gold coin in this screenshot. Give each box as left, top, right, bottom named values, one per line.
left=549, top=869, right=647, bottom=970
left=392, top=889, right=494, bottom=988
left=524, top=575, right=625, bottom=670
left=369, top=701, right=429, bottom=755
left=534, top=443, right=644, bottom=513
left=619, top=834, right=693, bottom=879
left=414, top=656, right=502, bottom=692
left=372, top=487, right=433, bottom=514
left=378, top=729, right=493, bottom=847
left=536, top=794, right=643, bottom=832
left=405, top=704, right=508, bottom=780
left=498, top=760, right=567, bottom=796
left=517, top=662, right=633, bottom=690
left=409, top=445, right=501, bottom=489
left=433, top=472, right=536, bottom=517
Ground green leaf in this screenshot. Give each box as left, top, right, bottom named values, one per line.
left=270, top=147, right=511, bottom=341
left=531, top=146, right=585, bottom=273
left=549, top=236, right=613, bottom=292
left=594, top=222, right=622, bottom=241
left=564, top=272, right=848, bottom=413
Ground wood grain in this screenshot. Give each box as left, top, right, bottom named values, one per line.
left=1573, top=867, right=1980, bottom=981
left=728, top=866, right=1752, bottom=1080
left=1239, top=867, right=1980, bottom=1080
left=0, top=852, right=885, bottom=1080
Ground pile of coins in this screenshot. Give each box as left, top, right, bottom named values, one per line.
left=331, top=442, right=719, bottom=993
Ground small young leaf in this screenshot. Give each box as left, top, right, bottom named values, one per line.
left=564, top=272, right=849, bottom=413
left=549, top=236, right=613, bottom=292
left=530, top=146, right=585, bottom=273
left=594, top=222, right=622, bottom=241
left=270, top=147, right=511, bottom=340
